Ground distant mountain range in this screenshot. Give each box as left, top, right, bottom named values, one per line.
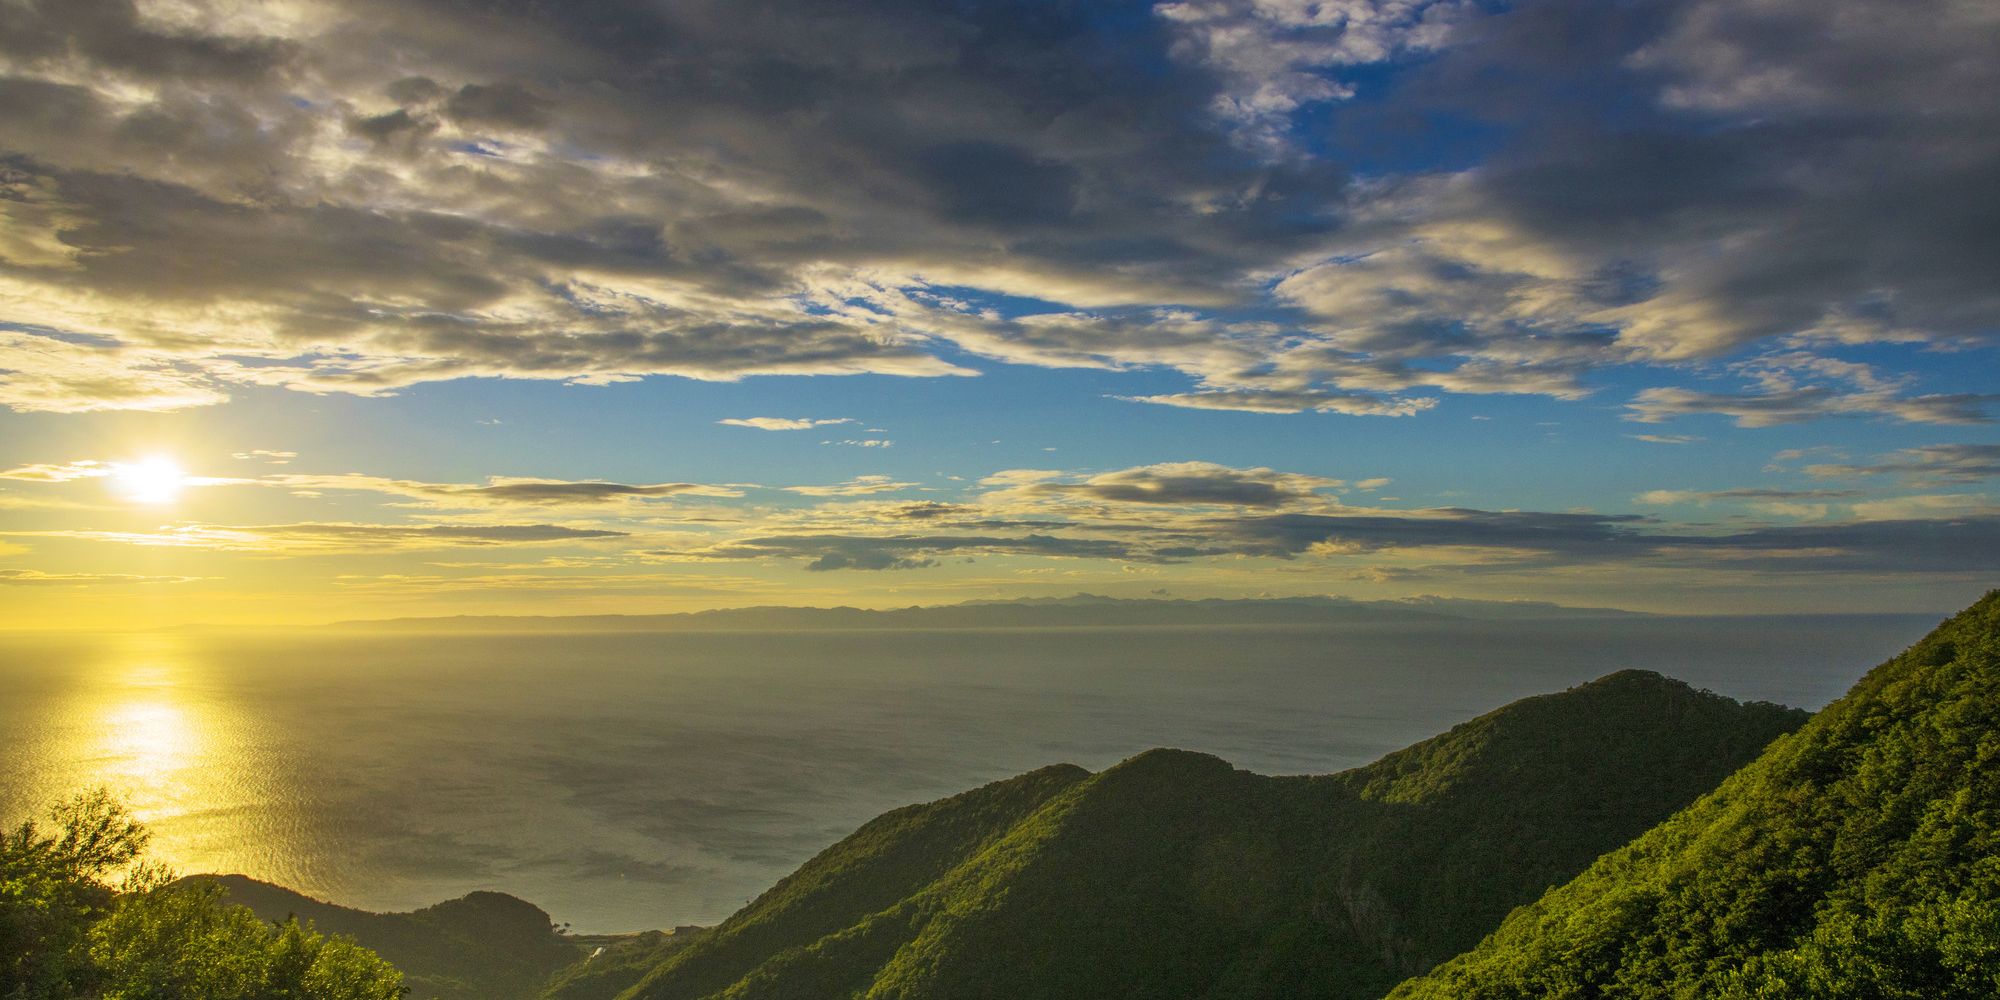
left=235, top=593, right=1998, bottom=1000
left=327, top=593, right=1646, bottom=632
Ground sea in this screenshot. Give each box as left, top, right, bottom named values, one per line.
left=0, top=615, right=1939, bottom=932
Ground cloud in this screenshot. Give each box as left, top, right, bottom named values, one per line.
left=718, top=417, right=855, bottom=431
left=0, top=569, right=202, bottom=586
left=784, top=476, right=917, bottom=497
left=825, top=439, right=893, bottom=448
left=1626, top=353, right=1998, bottom=427
left=1848, top=495, right=1998, bottom=521
left=1635, top=488, right=1862, bottom=505
left=682, top=532, right=1141, bottom=572
left=1154, top=0, right=1464, bottom=152
left=1627, top=387, right=1997, bottom=428
left=0, top=460, right=112, bottom=483
left=0, top=462, right=743, bottom=510
left=266, top=474, right=742, bottom=507
left=1628, top=434, right=1703, bottom=445
left=0, top=0, right=1985, bottom=420
left=880, top=501, right=975, bottom=520
left=233, top=450, right=298, bottom=464
left=0, top=331, right=227, bottom=413
left=1001, top=461, right=1343, bottom=508
left=1804, top=444, right=2000, bottom=484
left=1120, top=390, right=1437, bottom=416
left=28, top=522, right=627, bottom=552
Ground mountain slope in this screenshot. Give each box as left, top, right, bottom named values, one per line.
left=588, top=670, right=1802, bottom=1000
left=1390, top=591, right=2000, bottom=999
left=195, top=875, right=585, bottom=1000
left=604, top=763, right=1091, bottom=1000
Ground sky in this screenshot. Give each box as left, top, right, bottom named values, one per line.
left=0, top=0, right=1995, bottom=627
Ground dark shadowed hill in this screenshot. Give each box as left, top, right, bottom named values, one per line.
left=191, top=875, right=590, bottom=1000
left=1390, top=592, right=2000, bottom=999
left=557, top=670, right=1800, bottom=1000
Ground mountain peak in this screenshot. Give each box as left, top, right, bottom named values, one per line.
left=1392, top=589, right=2000, bottom=999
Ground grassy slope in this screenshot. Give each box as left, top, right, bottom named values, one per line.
left=593, top=670, right=1802, bottom=1000
left=1390, top=591, right=2000, bottom=999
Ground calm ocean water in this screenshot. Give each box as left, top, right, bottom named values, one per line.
left=0, top=616, right=1938, bottom=931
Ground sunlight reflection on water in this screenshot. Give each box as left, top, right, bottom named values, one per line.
left=52, top=636, right=266, bottom=879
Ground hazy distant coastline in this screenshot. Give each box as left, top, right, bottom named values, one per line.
left=326, top=594, right=1649, bottom=632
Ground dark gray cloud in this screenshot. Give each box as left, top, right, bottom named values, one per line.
left=883, top=502, right=976, bottom=520
left=1014, top=462, right=1341, bottom=508
left=442, top=82, right=552, bottom=130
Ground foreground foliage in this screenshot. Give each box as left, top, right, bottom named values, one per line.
left=0, top=791, right=404, bottom=1000
left=1391, top=591, right=2000, bottom=999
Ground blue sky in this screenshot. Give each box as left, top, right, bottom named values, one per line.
left=0, top=0, right=1994, bottom=624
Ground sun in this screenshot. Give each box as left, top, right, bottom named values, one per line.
left=111, top=455, right=189, bottom=505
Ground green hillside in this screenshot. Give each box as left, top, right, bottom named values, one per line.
left=571, top=670, right=1801, bottom=1000
left=1390, top=592, right=2000, bottom=999
left=196, top=875, right=587, bottom=1000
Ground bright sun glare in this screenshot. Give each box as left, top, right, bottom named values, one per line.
left=111, top=456, right=189, bottom=505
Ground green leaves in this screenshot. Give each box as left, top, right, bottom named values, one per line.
left=1, top=793, right=405, bottom=1000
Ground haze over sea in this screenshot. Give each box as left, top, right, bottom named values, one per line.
left=0, top=616, right=1937, bottom=932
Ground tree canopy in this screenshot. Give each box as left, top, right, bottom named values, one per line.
left=1, top=790, right=404, bottom=1000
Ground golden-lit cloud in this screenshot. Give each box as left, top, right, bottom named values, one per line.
left=264, top=474, right=745, bottom=508
left=719, top=417, right=854, bottom=431
left=784, top=476, right=919, bottom=497
left=0, top=569, right=205, bottom=586
left=25, top=522, right=627, bottom=553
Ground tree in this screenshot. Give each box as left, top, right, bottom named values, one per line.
left=1, top=789, right=145, bottom=996
left=1, top=790, right=406, bottom=1000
